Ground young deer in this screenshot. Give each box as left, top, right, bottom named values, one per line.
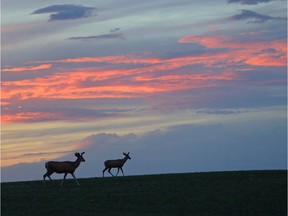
left=43, top=152, right=85, bottom=186
left=103, top=152, right=131, bottom=177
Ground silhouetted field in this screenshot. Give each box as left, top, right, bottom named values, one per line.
left=1, top=170, right=287, bottom=216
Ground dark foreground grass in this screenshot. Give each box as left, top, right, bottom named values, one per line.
left=1, top=170, right=287, bottom=216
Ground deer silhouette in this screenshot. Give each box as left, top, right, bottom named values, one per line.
left=43, top=152, right=85, bottom=186
left=103, top=152, right=131, bottom=177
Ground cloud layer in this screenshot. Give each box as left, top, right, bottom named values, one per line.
left=69, top=33, right=125, bottom=41
left=230, top=9, right=285, bottom=23
left=228, top=0, right=275, bottom=4
left=2, top=29, right=286, bottom=123
left=68, top=28, right=124, bottom=41
left=2, top=120, right=287, bottom=182
left=32, top=4, right=96, bottom=21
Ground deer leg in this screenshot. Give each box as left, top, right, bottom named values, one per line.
left=116, top=168, right=120, bottom=176
left=43, top=174, right=47, bottom=181
left=71, top=173, right=80, bottom=186
left=61, top=173, right=68, bottom=186
left=43, top=173, right=48, bottom=185
left=43, top=170, right=53, bottom=181
left=108, top=168, right=114, bottom=176
left=103, top=167, right=108, bottom=177
left=120, top=167, right=124, bottom=176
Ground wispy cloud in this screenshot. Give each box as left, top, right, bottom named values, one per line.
left=1, top=107, right=131, bottom=124
left=37, top=54, right=161, bottom=64
left=2, top=30, right=286, bottom=121
left=2, top=150, right=73, bottom=160
left=230, top=9, right=285, bottom=23
left=69, top=33, right=125, bottom=41
left=68, top=28, right=125, bottom=41
left=31, top=4, right=96, bottom=21
left=178, top=33, right=286, bottom=66
left=2, top=64, right=52, bottom=72
left=196, top=109, right=248, bottom=115
left=1, top=50, right=241, bottom=104
left=227, top=0, right=275, bottom=4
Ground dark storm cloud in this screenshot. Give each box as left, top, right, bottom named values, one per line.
left=230, top=9, right=284, bottom=23
left=227, top=0, right=274, bottom=4
left=32, top=4, right=96, bottom=21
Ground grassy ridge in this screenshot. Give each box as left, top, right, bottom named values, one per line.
left=1, top=170, right=287, bottom=216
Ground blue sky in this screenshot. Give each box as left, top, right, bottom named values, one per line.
left=1, top=0, right=287, bottom=182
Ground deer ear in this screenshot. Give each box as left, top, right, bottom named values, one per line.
left=81, top=152, right=85, bottom=155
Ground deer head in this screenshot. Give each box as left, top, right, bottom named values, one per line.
left=75, top=152, right=86, bottom=162
left=123, top=152, right=131, bottom=160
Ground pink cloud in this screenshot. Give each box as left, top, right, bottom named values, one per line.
left=2, top=32, right=286, bottom=124
left=2, top=53, right=240, bottom=103
left=178, top=34, right=286, bottom=67
left=2, top=64, right=52, bottom=72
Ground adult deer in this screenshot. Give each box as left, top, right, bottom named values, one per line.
left=43, top=152, right=85, bottom=186
left=103, top=152, right=131, bottom=177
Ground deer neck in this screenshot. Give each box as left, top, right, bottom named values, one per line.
left=74, top=158, right=82, bottom=168
left=122, top=156, right=128, bottom=164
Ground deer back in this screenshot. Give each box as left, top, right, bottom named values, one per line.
left=46, top=161, right=76, bottom=173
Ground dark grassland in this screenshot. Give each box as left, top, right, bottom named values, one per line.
left=1, top=170, right=287, bottom=216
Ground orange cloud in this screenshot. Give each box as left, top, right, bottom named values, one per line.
left=0, top=47, right=244, bottom=118
left=2, top=64, right=52, bottom=72
left=2, top=34, right=285, bottom=124
left=245, top=53, right=287, bottom=67
left=179, top=35, right=230, bottom=48
left=2, top=55, right=240, bottom=105
left=178, top=34, right=286, bottom=67
left=1, top=112, right=57, bottom=124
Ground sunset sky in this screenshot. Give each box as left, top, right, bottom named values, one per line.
left=1, top=0, right=287, bottom=182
